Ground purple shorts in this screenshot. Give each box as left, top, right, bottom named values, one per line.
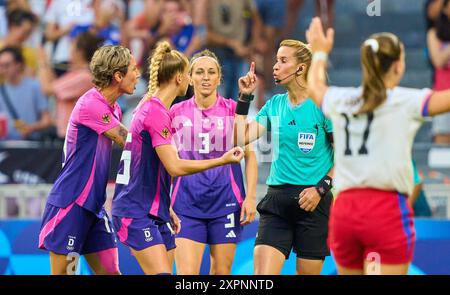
left=39, top=202, right=117, bottom=256
left=176, top=211, right=242, bottom=244
left=113, top=215, right=176, bottom=251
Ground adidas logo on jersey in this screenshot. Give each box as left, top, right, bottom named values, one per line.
left=226, top=230, right=236, bottom=238
left=288, top=120, right=296, bottom=126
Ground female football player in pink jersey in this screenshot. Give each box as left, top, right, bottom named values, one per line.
left=112, top=42, right=245, bottom=275
left=170, top=50, right=258, bottom=275
left=306, top=17, right=450, bottom=274
left=39, top=45, right=140, bottom=275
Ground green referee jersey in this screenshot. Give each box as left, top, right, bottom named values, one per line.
left=255, top=93, right=334, bottom=185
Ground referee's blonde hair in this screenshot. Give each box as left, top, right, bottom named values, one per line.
left=147, top=41, right=189, bottom=95
left=280, top=39, right=312, bottom=80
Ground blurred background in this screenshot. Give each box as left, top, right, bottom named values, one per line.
left=0, top=0, right=449, bottom=274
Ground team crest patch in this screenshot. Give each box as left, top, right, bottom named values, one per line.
left=102, top=114, right=111, bottom=124
left=298, top=132, right=315, bottom=153
left=161, top=128, right=170, bottom=138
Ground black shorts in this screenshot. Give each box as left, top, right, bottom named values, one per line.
left=255, top=184, right=332, bottom=260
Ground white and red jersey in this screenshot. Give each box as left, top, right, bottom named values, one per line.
left=322, top=86, right=432, bottom=196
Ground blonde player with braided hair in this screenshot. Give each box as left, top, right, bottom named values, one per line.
left=111, top=41, right=245, bottom=275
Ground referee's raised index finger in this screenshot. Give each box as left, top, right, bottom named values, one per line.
left=249, top=62, right=255, bottom=74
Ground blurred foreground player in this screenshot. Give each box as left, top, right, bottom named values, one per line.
left=306, top=17, right=450, bottom=274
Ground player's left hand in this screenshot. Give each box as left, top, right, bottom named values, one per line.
left=298, top=187, right=321, bottom=212
left=169, top=207, right=181, bottom=234
left=240, top=197, right=256, bottom=225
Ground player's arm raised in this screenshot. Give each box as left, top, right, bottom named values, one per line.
left=155, top=144, right=244, bottom=177
left=104, top=123, right=129, bottom=148
left=427, top=90, right=450, bottom=116
left=306, top=17, right=335, bottom=107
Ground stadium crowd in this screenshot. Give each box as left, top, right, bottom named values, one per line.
left=0, top=0, right=337, bottom=141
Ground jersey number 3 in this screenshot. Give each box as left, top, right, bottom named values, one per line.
left=341, top=112, right=374, bottom=156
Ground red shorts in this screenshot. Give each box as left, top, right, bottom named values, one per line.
left=329, top=188, right=416, bottom=269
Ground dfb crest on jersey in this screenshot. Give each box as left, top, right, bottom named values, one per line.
left=102, top=114, right=111, bottom=124
left=298, top=132, right=315, bottom=153
left=161, top=128, right=170, bottom=139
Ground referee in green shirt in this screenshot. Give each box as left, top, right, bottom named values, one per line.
left=234, top=39, right=334, bottom=275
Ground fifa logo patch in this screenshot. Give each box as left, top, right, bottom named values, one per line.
left=102, top=114, right=111, bottom=124
left=298, top=132, right=315, bottom=153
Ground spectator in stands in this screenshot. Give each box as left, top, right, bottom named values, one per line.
left=0, top=1, right=7, bottom=39
left=283, top=0, right=334, bottom=39
left=424, top=0, right=445, bottom=86
left=129, top=0, right=198, bottom=59
left=38, top=32, right=104, bottom=140
left=206, top=0, right=262, bottom=100
left=253, top=0, right=284, bottom=108
left=5, top=0, right=31, bottom=12
left=69, top=0, right=125, bottom=46
left=43, top=0, right=94, bottom=76
left=180, top=0, right=208, bottom=58
left=426, top=0, right=445, bottom=30
left=124, top=0, right=207, bottom=107
left=0, top=47, right=51, bottom=140
left=125, top=0, right=165, bottom=68
left=427, top=0, right=450, bottom=144
left=160, top=0, right=195, bottom=54
left=126, top=0, right=207, bottom=68
left=0, top=9, right=38, bottom=76
left=161, top=0, right=208, bottom=105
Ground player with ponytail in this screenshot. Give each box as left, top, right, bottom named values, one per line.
left=111, top=41, right=245, bottom=275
